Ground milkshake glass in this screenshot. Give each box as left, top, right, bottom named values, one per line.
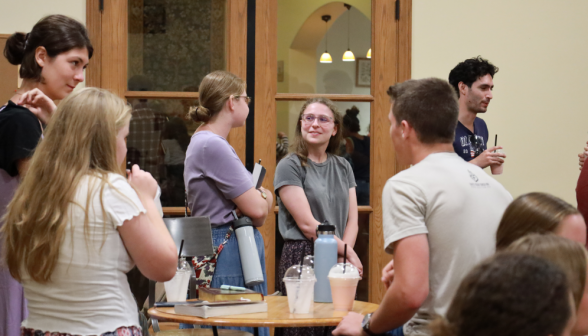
left=328, top=263, right=361, bottom=311
left=283, top=264, right=316, bottom=314
left=491, top=149, right=505, bottom=175
left=164, top=257, right=192, bottom=302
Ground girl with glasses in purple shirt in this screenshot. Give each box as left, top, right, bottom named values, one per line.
left=183, top=71, right=273, bottom=335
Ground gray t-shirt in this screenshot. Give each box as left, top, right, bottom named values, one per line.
left=274, top=154, right=356, bottom=240
left=184, top=131, right=253, bottom=226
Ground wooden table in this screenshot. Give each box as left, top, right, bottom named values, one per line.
left=148, top=296, right=379, bottom=336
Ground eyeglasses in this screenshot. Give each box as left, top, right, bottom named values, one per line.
left=233, top=95, right=252, bottom=105
left=300, top=114, right=334, bottom=125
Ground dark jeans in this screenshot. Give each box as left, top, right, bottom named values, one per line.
left=384, top=326, right=404, bottom=336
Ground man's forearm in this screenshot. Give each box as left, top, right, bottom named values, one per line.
left=367, top=282, right=422, bottom=333
left=469, top=156, right=486, bottom=168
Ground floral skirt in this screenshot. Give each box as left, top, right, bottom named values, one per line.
left=21, top=326, right=142, bottom=336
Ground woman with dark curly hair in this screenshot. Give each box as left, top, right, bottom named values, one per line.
left=343, top=106, right=370, bottom=205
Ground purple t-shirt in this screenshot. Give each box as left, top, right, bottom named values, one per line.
left=184, top=131, right=253, bottom=226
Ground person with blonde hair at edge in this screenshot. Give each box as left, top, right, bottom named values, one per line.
left=0, top=14, right=93, bottom=336
left=2, top=87, right=178, bottom=335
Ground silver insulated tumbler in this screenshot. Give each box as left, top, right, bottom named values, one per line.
left=233, top=215, right=264, bottom=286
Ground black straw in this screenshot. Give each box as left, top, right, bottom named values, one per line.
left=298, top=250, right=306, bottom=279
left=178, top=239, right=185, bottom=259
left=494, top=134, right=498, bottom=147
left=343, top=244, right=347, bottom=273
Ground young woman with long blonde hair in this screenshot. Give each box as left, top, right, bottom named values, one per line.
left=2, top=88, right=177, bottom=335
left=0, top=15, right=93, bottom=335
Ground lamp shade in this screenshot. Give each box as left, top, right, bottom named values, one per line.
left=366, top=48, right=371, bottom=58
left=320, top=52, right=333, bottom=63
left=342, top=49, right=355, bottom=62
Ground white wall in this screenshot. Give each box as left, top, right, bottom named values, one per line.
left=412, top=0, right=588, bottom=205
left=0, top=0, right=86, bottom=86
left=0, top=1, right=85, bottom=34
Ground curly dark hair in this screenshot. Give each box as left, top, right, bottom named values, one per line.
left=448, top=56, right=498, bottom=98
left=429, top=252, right=572, bottom=336
left=343, top=106, right=360, bottom=133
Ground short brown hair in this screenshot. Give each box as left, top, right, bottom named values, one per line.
left=387, top=78, right=458, bottom=144
left=496, top=192, right=580, bottom=250
left=506, top=233, right=587, bottom=309
left=429, top=252, right=572, bottom=336
left=291, top=97, right=343, bottom=166
left=189, top=70, right=246, bottom=123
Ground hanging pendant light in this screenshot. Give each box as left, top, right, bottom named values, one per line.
left=366, top=48, right=371, bottom=58
left=342, top=4, right=355, bottom=62
left=320, top=15, right=332, bottom=63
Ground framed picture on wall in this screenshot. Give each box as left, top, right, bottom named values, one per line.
left=356, top=58, right=371, bottom=87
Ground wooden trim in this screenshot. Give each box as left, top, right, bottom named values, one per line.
left=166, top=206, right=374, bottom=220
left=273, top=206, right=374, bottom=214
left=226, top=0, right=248, bottom=164
left=124, top=91, right=200, bottom=99
left=396, top=0, right=412, bottom=173
left=369, top=0, right=399, bottom=304
left=163, top=207, right=190, bottom=217
left=254, top=0, right=278, bottom=294
left=164, top=205, right=374, bottom=218
left=101, top=0, right=127, bottom=97
left=0, top=35, right=17, bottom=103
left=275, top=93, right=374, bottom=102
left=85, top=0, right=102, bottom=88
left=397, top=0, right=412, bottom=84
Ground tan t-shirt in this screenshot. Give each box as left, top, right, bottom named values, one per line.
left=383, top=152, right=512, bottom=336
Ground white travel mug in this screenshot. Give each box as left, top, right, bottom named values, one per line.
left=233, top=216, right=264, bottom=286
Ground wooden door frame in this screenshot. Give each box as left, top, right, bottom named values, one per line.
left=86, top=0, right=248, bottom=216
left=87, top=0, right=411, bottom=304
left=254, top=0, right=411, bottom=303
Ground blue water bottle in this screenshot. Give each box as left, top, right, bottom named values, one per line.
left=314, top=221, right=338, bottom=302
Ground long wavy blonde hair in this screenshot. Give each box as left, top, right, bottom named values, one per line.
left=2, top=87, right=132, bottom=283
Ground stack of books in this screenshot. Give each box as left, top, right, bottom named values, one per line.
left=174, top=287, right=266, bottom=318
